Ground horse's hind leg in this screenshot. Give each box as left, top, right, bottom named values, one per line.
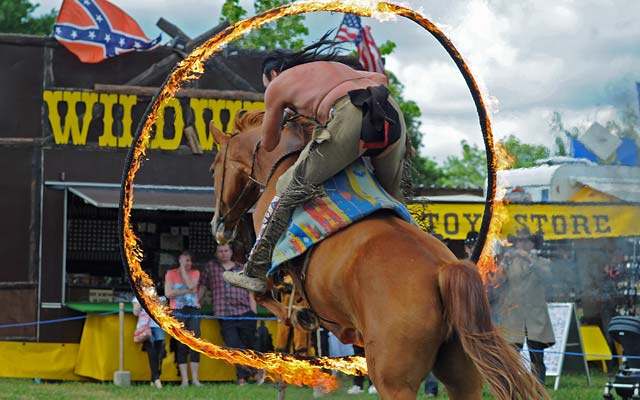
left=432, top=336, right=484, bottom=400
left=363, top=318, right=441, bottom=400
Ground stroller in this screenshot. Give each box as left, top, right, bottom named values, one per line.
left=604, top=316, right=640, bottom=399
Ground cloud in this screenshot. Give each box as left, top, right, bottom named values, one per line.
left=38, top=0, right=640, bottom=163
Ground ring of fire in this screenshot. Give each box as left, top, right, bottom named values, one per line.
left=118, top=0, right=497, bottom=391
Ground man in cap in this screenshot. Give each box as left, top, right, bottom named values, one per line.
left=491, top=226, right=555, bottom=385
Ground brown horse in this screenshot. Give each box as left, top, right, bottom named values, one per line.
left=209, top=111, right=550, bottom=400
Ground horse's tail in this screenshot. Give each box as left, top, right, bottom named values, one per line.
left=438, top=260, right=551, bottom=400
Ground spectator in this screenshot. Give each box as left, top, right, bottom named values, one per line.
left=347, top=345, right=377, bottom=395
left=464, top=231, right=479, bottom=260
left=165, top=250, right=202, bottom=387
left=200, top=243, right=257, bottom=385
left=132, top=296, right=166, bottom=389
left=491, top=226, right=555, bottom=385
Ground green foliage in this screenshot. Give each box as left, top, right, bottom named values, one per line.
left=221, top=0, right=308, bottom=50
left=385, top=70, right=443, bottom=187
left=438, top=140, right=487, bottom=189
left=377, top=39, right=396, bottom=56
left=499, top=134, right=550, bottom=169
left=0, top=0, right=56, bottom=35
left=219, top=0, right=247, bottom=24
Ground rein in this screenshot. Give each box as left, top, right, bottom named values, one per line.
left=216, top=138, right=303, bottom=221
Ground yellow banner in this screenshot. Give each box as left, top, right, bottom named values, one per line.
left=408, top=202, right=640, bottom=240
left=42, top=90, right=264, bottom=151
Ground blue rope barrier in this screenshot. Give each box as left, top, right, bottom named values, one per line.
left=0, top=311, right=118, bottom=329
left=5, top=313, right=638, bottom=360
left=522, top=347, right=640, bottom=360
left=171, top=313, right=277, bottom=321
left=0, top=312, right=276, bottom=329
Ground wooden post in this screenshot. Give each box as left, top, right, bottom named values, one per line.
left=119, top=302, right=124, bottom=371
left=278, top=380, right=287, bottom=399
left=113, top=302, right=131, bottom=386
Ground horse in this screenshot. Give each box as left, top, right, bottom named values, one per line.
left=209, top=111, right=549, bottom=400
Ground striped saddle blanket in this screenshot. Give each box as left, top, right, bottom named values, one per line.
left=269, top=158, right=413, bottom=273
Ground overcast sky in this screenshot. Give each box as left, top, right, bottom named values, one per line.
left=37, top=0, right=640, bottom=162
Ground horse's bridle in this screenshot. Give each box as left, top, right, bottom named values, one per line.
left=215, top=140, right=263, bottom=223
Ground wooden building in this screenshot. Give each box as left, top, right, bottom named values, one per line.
left=0, top=32, right=267, bottom=342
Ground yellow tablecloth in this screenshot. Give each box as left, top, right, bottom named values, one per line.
left=0, top=314, right=278, bottom=382
left=0, top=342, right=87, bottom=380
left=75, top=314, right=278, bottom=381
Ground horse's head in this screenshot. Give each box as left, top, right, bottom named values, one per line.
left=209, top=112, right=263, bottom=244
left=209, top=110, right=315, bottom=244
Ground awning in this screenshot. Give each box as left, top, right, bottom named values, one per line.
left=45, top=181, right=215, bottom=212
left=572, top=177, right=640, bottom=203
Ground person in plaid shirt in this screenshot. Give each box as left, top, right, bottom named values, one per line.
left=199, top=243, right=257, bottom=384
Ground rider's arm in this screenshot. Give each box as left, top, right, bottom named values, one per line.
left=261, top=83, right=286, bottom=152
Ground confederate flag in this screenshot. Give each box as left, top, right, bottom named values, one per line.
left=53, top=0, right=162, bottom=63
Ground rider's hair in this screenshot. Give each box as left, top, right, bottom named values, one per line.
left=261, top=30, right=348, bottom=79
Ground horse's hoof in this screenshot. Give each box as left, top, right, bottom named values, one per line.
left=291, top=307, right=320, bottom=331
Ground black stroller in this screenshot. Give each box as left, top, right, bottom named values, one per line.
left=604, top=316, right=640, bottom=399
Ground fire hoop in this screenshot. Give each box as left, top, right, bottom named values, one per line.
left=118, top=0, right=496, bottom=390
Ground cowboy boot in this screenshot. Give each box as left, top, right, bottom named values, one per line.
left=223, top=196, right=281, bottom=294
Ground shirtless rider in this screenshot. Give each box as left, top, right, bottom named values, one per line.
left=223, top=41, right=408, bottom=293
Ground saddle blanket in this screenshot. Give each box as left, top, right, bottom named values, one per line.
left=269, top=158, right=413, bottom=273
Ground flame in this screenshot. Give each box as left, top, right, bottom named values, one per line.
left=121, top=0, right=492, bottom=392
left=477, top=141, right=515, bottom=283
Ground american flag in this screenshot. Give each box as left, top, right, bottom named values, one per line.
left=53, top=0, right=162, bottom=63
left=335, top=14, right=385, bottom=74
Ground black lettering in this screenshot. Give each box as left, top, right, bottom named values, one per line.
left=463, top=213, right=482, bottom=232
left=530, top=214, right=548, bottom=233
left=514, top=214, right=528, bottom=229
left=443, top=213, right=459, bottom=235
left=571, top=215, right=591, bottom=235
left=593, top=215, right=611, bottom=233
left=551, top=215, right=567, bottom=235
left=425, top=213, right=439, bottom=231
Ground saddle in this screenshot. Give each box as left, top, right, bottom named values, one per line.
left=269, top=158, right=413, bottom=274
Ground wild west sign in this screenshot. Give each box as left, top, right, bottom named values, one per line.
left=42, top=87, right=264, bottom=151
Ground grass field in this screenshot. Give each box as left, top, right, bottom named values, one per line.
left=0, top=371, right=607, bottom=399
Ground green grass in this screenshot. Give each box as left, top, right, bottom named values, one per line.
left=0, top=371, right=607, bottom=399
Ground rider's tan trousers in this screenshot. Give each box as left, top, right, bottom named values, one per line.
left=275, top=94, right=407, bottom=200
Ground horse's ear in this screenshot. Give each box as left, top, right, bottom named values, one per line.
left=209, top=120, right=229, bottom=146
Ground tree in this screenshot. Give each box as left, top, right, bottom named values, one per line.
left=379, top=40, right=443, bottom=187
left=220, top=0, right=308, bottom=50
left=0, top=0, right=56, bottom=35
left=438, top=140, right=486, bottom=189
left=499, top=135, right=550, bottom=169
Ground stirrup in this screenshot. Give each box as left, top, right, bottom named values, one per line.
left=223, top=270, right=268, bottom=294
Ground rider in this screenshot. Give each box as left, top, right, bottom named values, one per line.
left=223, top=38, right=409, bottom=293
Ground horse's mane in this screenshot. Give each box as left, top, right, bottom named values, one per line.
left=234, top=110, right=265, bottom=133
left=234, top=110, right=315, bottom=141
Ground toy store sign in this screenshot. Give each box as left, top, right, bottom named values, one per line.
left=42, top=89, right=264, bottom=151
left=408, top=202, right=640, bottom=240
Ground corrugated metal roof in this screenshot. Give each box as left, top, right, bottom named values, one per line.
left=45, top=181, right=215, bottom=212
